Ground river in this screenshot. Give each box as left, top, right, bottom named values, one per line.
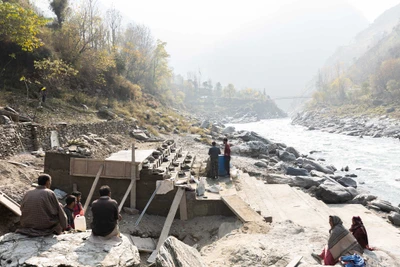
left=231, top=118, right=400, bottom=207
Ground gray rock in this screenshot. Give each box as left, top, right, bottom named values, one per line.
left=155, top=236, right=206, bottom=267
left=315, top=181, right=355, bottom=203
left=0, top=115, right=12, bottom=125
left=351, top=194, right=377, bottom=206
left=222, top=126, right=235, bottom=134
left=231, top=141, right=269, bottom=157
left=277, top=150, right=296, bottom=162
left=254, top=161, right=268, bottom=168
left=286, top=167, right=309, bottom=176
left=200, top=120, right=210, bottom=129
left=0, top=232, right=140, bottom=267
left=337, top=177, right=357, bottom=188
left=130, top=130, right=149, bottom=141
left=370, top=200, right=399, bottom=213
left=265, top=173, right=292, bottom=184
left=291, top=176, right=324, bottom=189
left=296, top=157, right=334, bottom=174
left=388, top=212, right=400, bottom=226
left=285, top=147, right=300, bottom=158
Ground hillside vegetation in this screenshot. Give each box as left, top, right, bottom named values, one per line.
left=308, top=3, right=400, bottom=117
left=0, top=0, right=284, bottom=126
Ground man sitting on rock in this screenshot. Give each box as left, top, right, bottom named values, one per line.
left=91, top=185, right=122, bottom=239
left=17, top=174, right=67, bottom=236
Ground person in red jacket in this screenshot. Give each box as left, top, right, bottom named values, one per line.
left=223, top=138, right=231, bottom=176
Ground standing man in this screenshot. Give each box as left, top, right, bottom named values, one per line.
left=223, top=138, right=231, bottom=176
left=91, top=185, right=122, bottom=239
left=208, top=141, right=221, bottom=179
left=17, top=174, right=67, bottom=236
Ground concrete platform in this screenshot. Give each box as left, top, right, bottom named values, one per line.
left=106, top=149, right=154, bottom=163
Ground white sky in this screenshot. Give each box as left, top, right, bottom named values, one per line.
left=34, top=0, right=400, bottom=78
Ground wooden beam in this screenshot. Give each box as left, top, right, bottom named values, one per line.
left=179, top=190, right=187, bottom=221
left=83, top=164, right=104, bottom=214
left=118, top=179, right=135, bottom=212
left=0, top=191, right=21, bottom=216
left=130, top=143, right=136, bottom=209
left=148, top=187, right=185, bottom=263
left=286, top=255, right=302, bottom=267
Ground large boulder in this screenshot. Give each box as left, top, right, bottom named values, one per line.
left=296, top=158, right=334, bottom=174
left=370, top=200, right=399, bottom=213
left=277, top=150, right=296, bottom=162
left=254, top=161, right=268, bottom=168
left=200, top=120, right=210, bottom=129
left=265, top=173, right=292, bottom=184
left=388, top=212, right=400, bottom=226
left=222, top=126, right=235, bottom=134
left=230, top=141, right=269, bottom=157
left=286, top=167, right=309, bottom=176
left=291, top=176, right=324, bottom=189
left=285, top=147, right=300, bottom=158
left=337, top=177, right=357, bottom=188
left=0, top=232, right=140, bottom=267
left=156, top=236, right=206, bottom=267
left=315, top=181, right=356, bottom=203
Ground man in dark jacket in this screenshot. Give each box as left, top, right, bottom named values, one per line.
left=208, top=141, right=221, bottom=179
left=91, top=185, right=122, bottom=238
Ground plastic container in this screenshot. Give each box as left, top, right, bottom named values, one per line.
left=218, top=155, right=227, bottom=176
left=74, top=215, right=87, bottom=232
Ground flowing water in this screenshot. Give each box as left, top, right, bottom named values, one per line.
left=231, top=118, right=400, bottom=207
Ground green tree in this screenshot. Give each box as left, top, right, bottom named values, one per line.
left=0, top=1, right=47, bottom=51
left=215, top=82, right=222, bottom=96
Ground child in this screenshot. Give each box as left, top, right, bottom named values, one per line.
left=63, top=195, right=76, bottom=230
left=71, top=191, right=85, bottom=217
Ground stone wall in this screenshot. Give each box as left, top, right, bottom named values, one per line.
left=0, top=120, right=134, bottom=159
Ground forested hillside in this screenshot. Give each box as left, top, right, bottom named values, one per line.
left=0, top=0, right=284, bottom=125
left=309, top=3, right=400, bottom=116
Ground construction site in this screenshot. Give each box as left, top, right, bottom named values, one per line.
left=1, top=128, right=400, bottom=266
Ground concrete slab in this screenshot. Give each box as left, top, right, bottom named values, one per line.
left=106, top=149, right=154, bottom=163
left=222, top=195, right=264, bottom=223
left=329, top=204, right=400, bottom=262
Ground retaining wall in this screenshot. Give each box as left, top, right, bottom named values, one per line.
left=0, top=120, right=133, bottom=158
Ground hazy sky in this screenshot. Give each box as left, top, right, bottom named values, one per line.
left=98, top=0, right=400, bottom=76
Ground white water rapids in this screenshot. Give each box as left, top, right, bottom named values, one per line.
left=231, top=118, right=400, bottom=207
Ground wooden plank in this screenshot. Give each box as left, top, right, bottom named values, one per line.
left=130, top=144, right=136, bottom=209
left=148, top=187, right=185, bottom=263
left=129, top=236, right=156, bottom=253
left=222, top=195, right=264, bottom=223
left=118, top=179, right=135, bottom=212
left=286, top=255, right=302, bottom=267
left=0, top=191, right=21, bottom=216
left=179, top=191, right=187, bottom=221
left=83, top=165, right=104, bottom=214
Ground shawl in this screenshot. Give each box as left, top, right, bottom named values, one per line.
left=328, top=215, right=363, bottom=260
left=349, top=216, right=369, bottom=249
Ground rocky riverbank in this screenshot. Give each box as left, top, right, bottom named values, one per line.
left=185, top=123, right=400, bottom=228
left=292, top=109, right=400, bottom=139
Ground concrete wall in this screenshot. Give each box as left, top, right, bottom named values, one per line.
left=44, top=152, right=234, bottom=219
left=0, top=120, right=134, bottom=159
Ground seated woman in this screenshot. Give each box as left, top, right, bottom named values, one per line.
left=312, top=215, right=363, bottom=265
left=349, top=216, right=372, bottom=250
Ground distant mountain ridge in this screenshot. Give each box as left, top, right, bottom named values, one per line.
left=324, top=3, right=400, bottom=70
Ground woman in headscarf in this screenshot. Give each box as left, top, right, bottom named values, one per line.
left=349, top=216, right=372, bottom=250
left=312, top=215, right=363, bottom=265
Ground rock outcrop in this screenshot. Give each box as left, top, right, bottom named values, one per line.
left=0, top=232, right=140, bottom=267
left=155, top=236, right=206, bottom=267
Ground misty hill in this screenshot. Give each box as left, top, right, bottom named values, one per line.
left=306, top=3, right=400, bottom=117
left=324, top=3, right=400, bottom=71
left=183, top=0, right=369, bottom=106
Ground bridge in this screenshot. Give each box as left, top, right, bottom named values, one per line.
left=271, top=96, right=312, bottom=100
